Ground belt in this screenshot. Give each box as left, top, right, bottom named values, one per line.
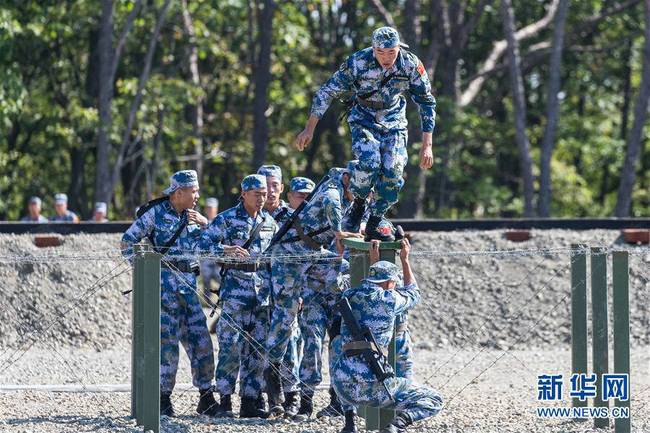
left=221, top=262, right=259, bottom=272
left=356, top=97, right=390, bottom=110
left=343, top=340, right=388, bottom=359
left=161, top=260, right=198, bottom=275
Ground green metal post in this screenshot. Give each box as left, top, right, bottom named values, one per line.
left=131, top=244, right=145, bottom=422
left=570, top=244, right=588, bottom=409
left=612, top=251, right=630, bottom=433
left=590, top=247, right=609, bottom=429
left=131, top=244, right=161, bottom=433
left=342, top=238, right=402, bottom=431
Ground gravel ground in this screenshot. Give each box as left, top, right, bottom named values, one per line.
left=1, top=230, right=649, bottom=432
left=0, top=348, right=648, bottom=432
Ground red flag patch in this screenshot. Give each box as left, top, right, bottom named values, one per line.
left=417, top=61, right=426, bottom=76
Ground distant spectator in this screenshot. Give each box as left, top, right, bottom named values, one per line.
left=204, top=197, right=219, bottom=222
left=20, top=196, right=48, bottom=223
left=49, top=193, right=80, bottom=223
left=91, top=202, right=109, bottom=222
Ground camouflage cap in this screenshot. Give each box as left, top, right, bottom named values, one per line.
left=241, top=174, right=267, bottom=191
left=54, top=193, right=68, bottom=204
left=205, top=197, right=219, bottom=208
left=372, top=26, right=408, bottom=49
left=366, top=260, right=400, bottom=283
left=290, top=176, right=315, bottom=193
left=163, top=170, right=199, bottom=195
left=29, top=196, right=42, bottom=206
left=345, top=159, right=358, bottom=174
left=94, top=202, right=107, bottom=213
left=257, top=164, right=282, bottom=181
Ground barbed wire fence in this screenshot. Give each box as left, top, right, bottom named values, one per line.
left=0, top=243, right=649, bottom=432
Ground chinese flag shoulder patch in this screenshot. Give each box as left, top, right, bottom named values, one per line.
left=417, top=61, right=426, bottom=76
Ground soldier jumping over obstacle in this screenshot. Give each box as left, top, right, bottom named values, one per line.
left=294, top=26, right=436, bottom=241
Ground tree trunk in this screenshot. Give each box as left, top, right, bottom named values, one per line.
left=251, top=0, right=275, bottom=168
left=94, top=0, right=114, bottom=204
left=537, top=0, right=569, bottom=217
left=615, top=0, right=650, bottom=216
left=181, top=0, right=204, bottom=182
left=107, top=0, right=172, bottom=202
left=501, top=0, right=535, bottom=216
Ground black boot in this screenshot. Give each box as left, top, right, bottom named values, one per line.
left=283, top=390, right=300, bottom=418
left=240, top=395, right=269, bottom=418
left=293, top=389, right=314, bottom=421
left=379, top=412, right=413, bottom=433
left=345, top=197, right=367, bottom=231
left=196, top=388, right=220, bottom=417
left=316, top=387, right=343, bottom=418
left=264, top=363, right=284, bottom=418
left=340, top=409, right=358, bottom=433
left=365, top=215, right=395, bottom=242
left=160, top=392, right=175, bottom=417
left=213, top=394, right=234, bottom=418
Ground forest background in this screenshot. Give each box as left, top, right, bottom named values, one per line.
left=2, top=0, right=650, bottom=221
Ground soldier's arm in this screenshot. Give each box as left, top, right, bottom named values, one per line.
left=120, top=208, right=156, bottom=260
left=407, top=55, right=437, bottom=134
left=200, top=215, right=249, bottom=259
left=309, top=55, right=356, bottom=119
left=389, top=282, right=421, bottom=315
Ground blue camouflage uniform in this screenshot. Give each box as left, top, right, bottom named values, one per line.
left=121, top=170, right=216, bottom=394
left=310, top=28, right=436, bottom=217
left=266, top=167, right=352, bottom=368
left=258, top=165, right=303, bottom=395
left=202, top=174, right=278, bottom=399
left=330, top=261, right=442, bottom=423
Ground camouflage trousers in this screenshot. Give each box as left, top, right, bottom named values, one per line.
left=160, top=270, right=215, bottom=393
left=334, top=377, right=442, bottom=423
left=299, top=289, right=339, bottom=389
left=215, top=304, right=269, bottom=398
left=349, top=124, right=408, bottom=216
left=281, top=320, right=302, bottom=392
left=267, top=245, right=346, bottom=364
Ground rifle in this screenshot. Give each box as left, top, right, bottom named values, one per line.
left=266, top=173, right=331, bottom=250
left=336, top=297, right=395, bottom=401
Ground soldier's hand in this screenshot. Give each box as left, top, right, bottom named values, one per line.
left=294, top=128, right=313, bottom=151
left=223, top=245, right=249, bottom=257
left=419, top=132, right=433, bottom=169
left=187, top=209, right=208, bottom=227
left=369, top=240, right=380, bottom=264
left=334, top=230, right=363, bottom=256
left=399, top=238, right=411, bottom=261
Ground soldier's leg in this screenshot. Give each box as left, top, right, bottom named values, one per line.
left=395, top=329, right=414, bottom=380
left=267, top=258, right=308, bottom=363
left=298, top=297, right=328, bottom=390
left=178, top=290, right=215, bottom=390
left=385, top=378, right=443, bottom=425
left=349, top=124, right=382, bottom=200
left=281, top=320, right=302, bottom=393
left=160, top=285, right=181, bottom=395
left=240, top=308, right=269, bottom=398
left=214, top=307, right=244, bottom=397
left=370, top=129, right=408, bottom=216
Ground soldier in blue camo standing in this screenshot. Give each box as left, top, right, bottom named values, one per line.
left=256, top=165, right=303, bottom=418
left=294, top=26, right=435, bottom=241
left=202, top=174, right=278, bottom=418
left=264, top=164, right=362, bottom=417
left=330, top=239, right=442, bottom=433
left=121, top=170, right=247, bottom=417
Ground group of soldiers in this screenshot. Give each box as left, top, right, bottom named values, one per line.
left=121, top=26, right=442, bottom=433
left=20, top=193, right=109, bottom=223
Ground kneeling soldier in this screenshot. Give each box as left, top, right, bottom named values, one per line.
left=330, top=239, right=442, bottom=433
